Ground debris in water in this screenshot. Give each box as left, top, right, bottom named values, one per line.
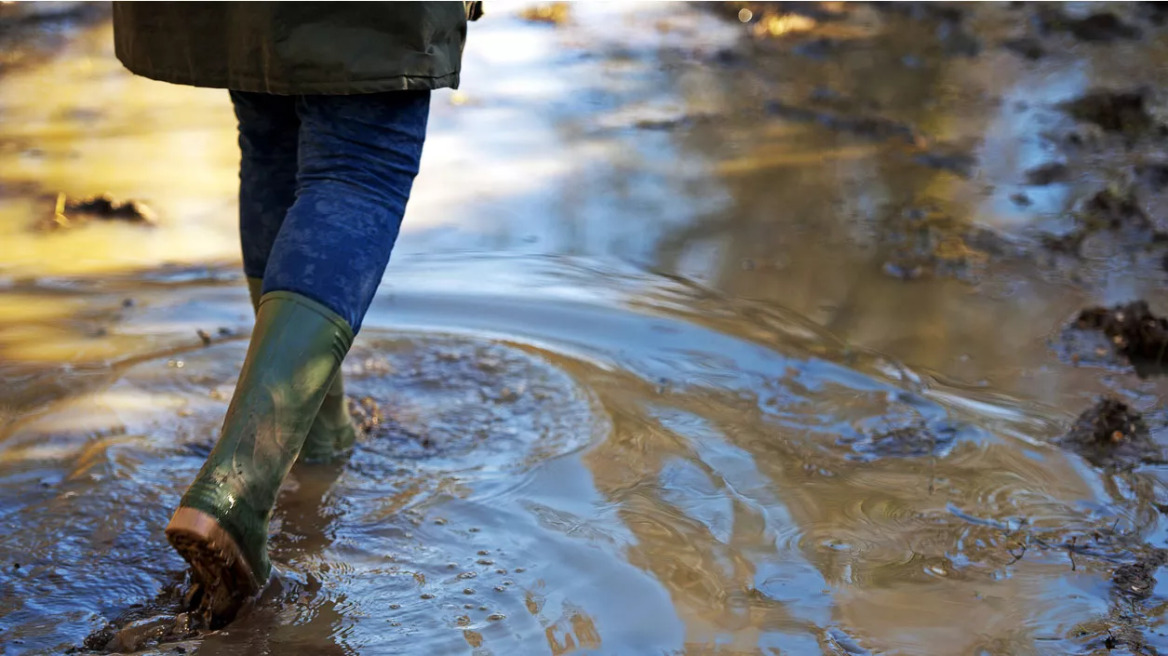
left=1057, top=397, right=1161, bottom=468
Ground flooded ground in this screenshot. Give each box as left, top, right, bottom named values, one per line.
left=3, top=2, right=1168, bottom=654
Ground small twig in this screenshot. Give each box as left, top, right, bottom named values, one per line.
left=1068, top=536, right=1077, bottom=571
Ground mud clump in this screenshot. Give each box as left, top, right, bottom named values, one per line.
left=349, top=395, right=442, bottom=458
left=76, top=575, right=206, bottom=653
left=350, top=395, right=385, bottom=436
left=1060, top=90, right=1157, bottom=137
left=842, top=423, right=958, bottom=460
left=1113, top=550, right=1168, bottom=600
left=1057, top=397, right=1160, bottom=469
left=37, top=193, right=157, bottom=231
left=1075, top=301, right=1168, bottom=373
left=1044, top=186, right=1166, bottom=255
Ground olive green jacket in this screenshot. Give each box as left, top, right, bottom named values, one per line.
left=112, top=2, right=478, bottom=95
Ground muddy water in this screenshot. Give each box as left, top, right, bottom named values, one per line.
left=3, top=2, right=1168, bottom=655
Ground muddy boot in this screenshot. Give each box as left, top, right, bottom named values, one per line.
left=247, top=277, right=358, bottom=463
left=165, top=290, right=353, bottom=624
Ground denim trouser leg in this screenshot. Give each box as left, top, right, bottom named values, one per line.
left=234, top=92, right=299, bottom=281
left=231, top=90, right=430, bottom=332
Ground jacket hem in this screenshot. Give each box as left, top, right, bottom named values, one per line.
left=117, top=62, right=461, bottom=95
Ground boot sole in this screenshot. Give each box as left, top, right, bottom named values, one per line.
left=166, top=507, right=261, bottom=621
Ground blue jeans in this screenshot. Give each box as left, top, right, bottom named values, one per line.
left=232, top=90, right=430, bottom=333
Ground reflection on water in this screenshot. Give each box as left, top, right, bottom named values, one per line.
left=3, top=2, right=1168, bottom=655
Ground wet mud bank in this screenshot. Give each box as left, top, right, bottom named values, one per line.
left=6, top=2, right=1168, bottom=655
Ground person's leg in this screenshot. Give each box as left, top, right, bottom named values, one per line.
left=232, top=91, right=361, bottom=462
left=263, top=90, right=430, bottom=331
left=166, top=90, right=430, bottom=623
left=233, top=91, right=298, bottom=293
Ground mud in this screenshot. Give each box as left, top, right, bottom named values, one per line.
left=37, top=193, right=157, bottom=231
left=1044, top=185, right=1167, bottom=259
left=1061, top=89, right=1159, bottom=138
left=1113, top=550, right=1168, bottom=600
left=77, top=574, right=202, bottom=653
left=1074, top=301, right=1168, bottom=375
left=1057, top=397, right=1161, bottom=469
left=6, top=2, right=1168, bottom=655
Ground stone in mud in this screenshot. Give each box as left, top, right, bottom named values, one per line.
left=1057, top=397, right=1161, bottom=468
left=1061, top=90, right=1156, bottom=137
left=1074, top=301, right=1168, bottom=374
left=37, top=192, right=157, bottom=231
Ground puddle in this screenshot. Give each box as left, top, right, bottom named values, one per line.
left=3, top=2, right=1168, bottom=655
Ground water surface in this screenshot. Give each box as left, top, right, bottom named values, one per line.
left=2, top=3, right=1168, bottom=655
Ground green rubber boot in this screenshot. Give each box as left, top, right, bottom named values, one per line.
left=166, top=290, right=353, bottom=623
left=247, top=278, right=358, bottom=463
